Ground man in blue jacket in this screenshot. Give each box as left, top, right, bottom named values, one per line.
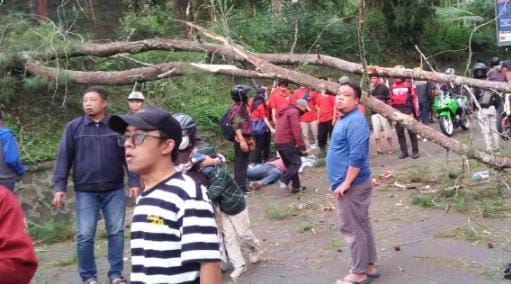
left=52, top=87, right=140, bottom=284
left=0, top=111, right=25, bottom=191
left=327, top=81, right=378, bottom=284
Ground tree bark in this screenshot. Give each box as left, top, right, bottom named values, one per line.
left=53, top=39, right=511, bottom=93
left=272, top=0, right=282, bottom=16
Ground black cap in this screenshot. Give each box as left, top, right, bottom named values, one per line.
left=109, top=106, right=182, bottom=159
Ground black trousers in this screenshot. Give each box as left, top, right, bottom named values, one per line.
left=234, top=141, right=250, bottom=192
left=395, top=122, right=418, bottom=155
left=276, top=143, right=301, bottom=190
left=317, top=121, right=333, bottom=151
left=252, top=131, right=271, bottom=163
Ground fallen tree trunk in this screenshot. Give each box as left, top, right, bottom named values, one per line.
left=36, top=38, right=511, bottom=93
left=25, top=61, right=272, bottom=84
left=183, top=21, right=511, bottom=169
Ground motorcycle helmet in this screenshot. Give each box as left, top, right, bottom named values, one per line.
left=173, top=112, right=196, bottom=135
left=490, top=56, right=501, bottom=67
left=231, top=84, right=252, bottom=103
left=472, top=62, right=488, bottom=79
left=445, top=68, right=455, bottom=75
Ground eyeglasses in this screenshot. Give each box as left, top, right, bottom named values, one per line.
left=117, top=133, right=168, bottom=146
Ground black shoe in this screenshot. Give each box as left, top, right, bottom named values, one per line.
left=291, top=188, right=300, bottom=194
left=398, top=153, right=409, bottom=159
left=412, top=153, right=420, bottom=159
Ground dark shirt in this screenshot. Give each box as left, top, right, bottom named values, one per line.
left=229, top=102, right=251, bottom=137
left=53, top=115, right=139, bottom=193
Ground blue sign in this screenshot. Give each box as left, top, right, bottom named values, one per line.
left=496, top=0, right=511, bottom=46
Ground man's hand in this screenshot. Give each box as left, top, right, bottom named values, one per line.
left=239, top=140, right=249, bottom=152
left=52, top=192, right=66, bottom=209
left=333, top=181, right=351, bottom=199
left=129, top=187, right=141, bottom=199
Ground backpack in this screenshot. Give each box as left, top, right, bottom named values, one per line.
left=219, top=108, right=236, bottom=142
left=390, top=86, right=410, bottom=106
left=251, top=119, right=266, bottom=136
left=478, top=90, right=494, bottom=108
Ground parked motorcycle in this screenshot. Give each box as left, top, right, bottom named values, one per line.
left=433, top=90, right=470, bottom=136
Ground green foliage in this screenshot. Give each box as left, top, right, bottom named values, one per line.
left=297, top=222, right=313, bottom=233
left=265, top=203, right=296, bottom=220
left=28, top=219, right=75, bottom=245
left=411, top=196, right=437, bottom=208
left=118, top=6, right=184, bottom=41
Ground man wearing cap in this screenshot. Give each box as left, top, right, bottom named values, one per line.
left=127, top=91, right=145, bottom=113
left=52, top=87, right=141, bottom=284
left=108, top=106, right=222, bottom=284
left=274, top=99, right=308, bottom=193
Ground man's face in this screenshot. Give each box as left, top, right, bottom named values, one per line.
left=128, top=99, right=144, bottom=113
left=83, top=92, right=107, bottom=116
left=502, top=67, right=511, bottom=81
left=123, top=126, right=174, bottom=175
left=370, top=77, right=378, bottom=88
left=336, top=85, right=359, bottom=114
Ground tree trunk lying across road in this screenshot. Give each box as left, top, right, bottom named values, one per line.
left=183, top=21, right=511, bottom=169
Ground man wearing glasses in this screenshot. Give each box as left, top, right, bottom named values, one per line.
left=109, top=106, right=221, bottom=284
left=52, top=87, right=140, bottom=284
left=327, top=81, right=378, bottom=284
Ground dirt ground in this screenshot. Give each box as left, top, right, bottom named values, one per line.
left=32, top=122, right=511, bottom=284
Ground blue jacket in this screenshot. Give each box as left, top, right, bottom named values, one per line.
left=53, top=115, right=139, bottom=193
left=0, top=127, right=25, bottom=183
left=327, top=108, right=371, bottom=189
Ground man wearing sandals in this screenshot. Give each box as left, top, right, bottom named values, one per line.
left=369, top=75, right=393, bottom=155
left=327, top=81, right=379, bottom=284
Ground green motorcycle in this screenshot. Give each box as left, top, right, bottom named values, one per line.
left=433, top=91, right=470, bottom=136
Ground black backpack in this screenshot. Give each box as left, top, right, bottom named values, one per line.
left=219, top=107, right=236, bottom=142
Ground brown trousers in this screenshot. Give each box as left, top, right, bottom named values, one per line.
left=335, top=178, right=377, bottom=274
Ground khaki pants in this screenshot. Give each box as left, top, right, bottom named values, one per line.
left=335, top=178, right=377, bottom=274
left=220, top=208, right=260, bottom=268
left=370, top=113, right=391, bottom=139
left=300, top=120, right=319, bottom=151
left=478, top=106, right=500, bottom=151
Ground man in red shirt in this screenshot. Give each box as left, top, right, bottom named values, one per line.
left=0, top=188, right=38, bottom=284
left=389, top=68, right=420, bottom=159
left=317, top=89, right=336, bottom=153
left=274, top=99, right=308, bottom=194
left=292, top=86, right=320, bottom=152
left=269, top=80, right=292, bottom=123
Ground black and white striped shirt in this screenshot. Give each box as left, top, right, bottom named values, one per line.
left=130, top=172, right=221, bottom=284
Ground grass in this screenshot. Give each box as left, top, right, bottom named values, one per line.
left=411, top=196, right=438, bottom=208
left=434, top=226, right=485, bottom=243
left=403, top=164, right=433, bottom=183
left=53, top=252, right=78, bottom=267
left=28, top=220, right=75, bottom=245
left=265, top=204, right=297, bottom=220
left=296, top=222, right=313, bottom=233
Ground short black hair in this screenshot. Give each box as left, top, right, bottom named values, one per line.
left=339, top=80, right=362, bottom=99
left=83, top=86, right=108, bottom=100
left=277, top=79, right=289, bottom=87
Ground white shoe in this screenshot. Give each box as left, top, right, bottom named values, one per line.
left=230, top=265, right=247, bottom=280
left=249, top=248, right=261, bottom=263
left=278, top=181, right=287, bottom=189
left=423, top=138, right=428, bottom=142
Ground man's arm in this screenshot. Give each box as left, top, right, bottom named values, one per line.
left=53, top=123, right=75, bottom=193
left=1, top=131, right=25, bottom=176
left=290, top=110, right=306, bottom=151
left=200, top=261, right=221, bottom=284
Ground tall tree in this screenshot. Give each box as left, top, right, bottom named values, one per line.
left=28, top=0, right=47, bottom=22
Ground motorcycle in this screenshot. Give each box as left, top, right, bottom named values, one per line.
left=433, top=90, right=470, bottom=136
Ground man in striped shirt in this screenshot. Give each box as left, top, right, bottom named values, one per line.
left=109, top=106, right=221, bottom=284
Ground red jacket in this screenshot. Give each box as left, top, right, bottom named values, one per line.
left=389, top=80, right=419, bottom=117
left=274, top=105, right=305, bottom=150
left=0, top=189, right=38, bottom=284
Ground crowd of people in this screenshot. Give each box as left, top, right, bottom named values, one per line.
left=1, top=57, right=510, bottom=283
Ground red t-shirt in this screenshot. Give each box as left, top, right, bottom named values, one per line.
left=269, top=87, right=292, bottom=119
left=292, top=87, right=319, bottom=122
left=248, top=97, right=268, bottom=121
left=317, top=93, right=335, bottom=123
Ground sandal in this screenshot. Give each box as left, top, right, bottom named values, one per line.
left=367, top=272, right=380, bottom=279
left=335, top=276, right=372, bottom=284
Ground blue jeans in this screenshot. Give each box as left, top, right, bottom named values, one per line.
left=419, top=102, right=429, bottom=125
left=0, top=181, right=15, bottom=191
left=75, top=188, right=126, bottom=282
left=247, top=164, right=281, bottom=186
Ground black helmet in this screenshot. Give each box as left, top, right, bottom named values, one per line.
left=490, top=56, right=500, bottom=67
left=231, top=84, right=252, bottom=103
left=173, top=113, right=196, bottom=136
left=472, top=62, right=488, bottom=79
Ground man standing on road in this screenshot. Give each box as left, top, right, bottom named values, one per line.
left=0, top=110, right=25, bottom=191
left=327, top=80, right=378, bottom=284
left=52, top=87, right=140, bottom=284
left=274, top=99, right=308, bottom=194
left=108, top=106, right=221, bottom=284
left=127, top=91, right=145, bottom=113
left=369, top=76, right=393, bottom=154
